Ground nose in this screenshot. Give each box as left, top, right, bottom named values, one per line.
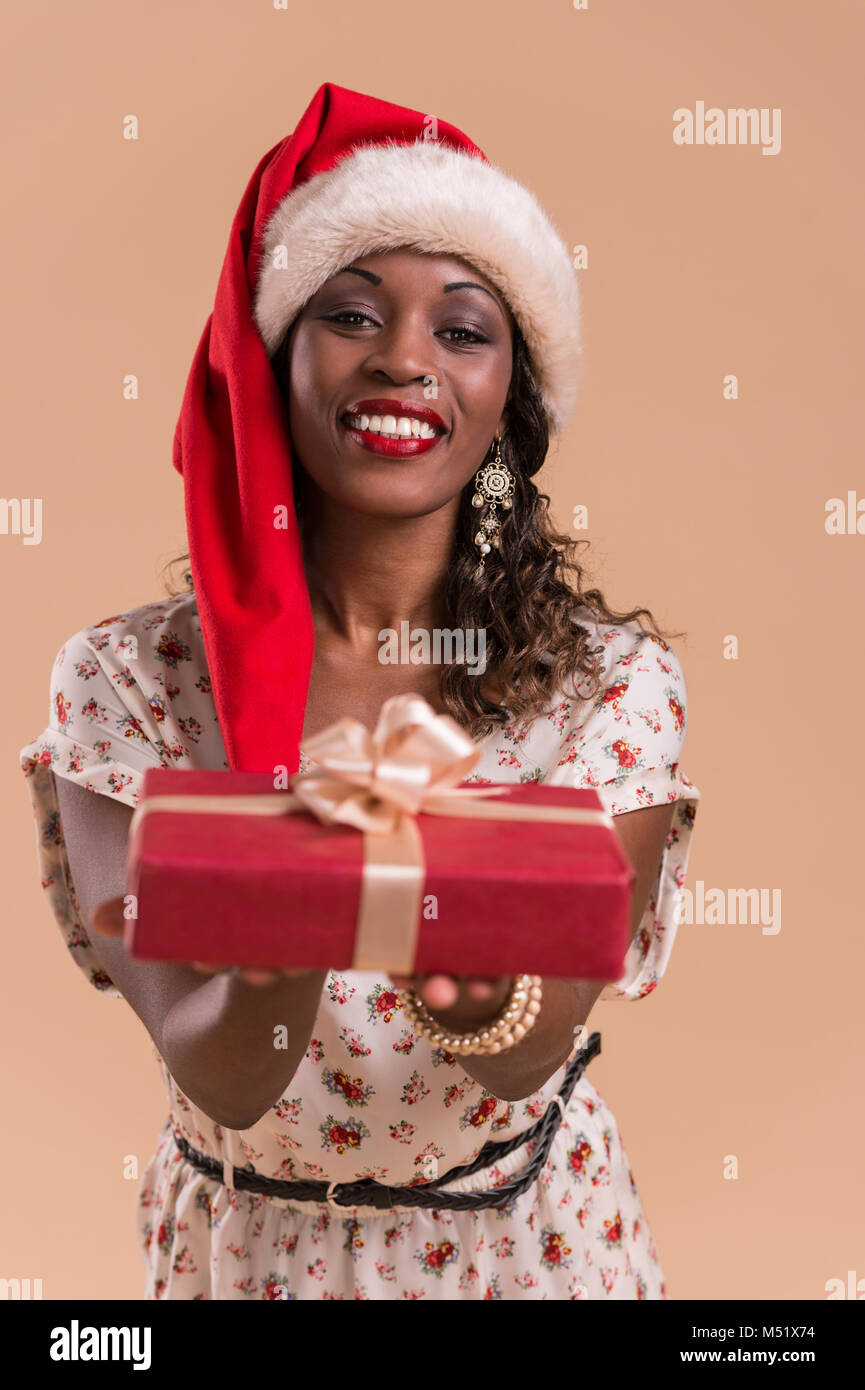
left=360, top=314, right=435, bottom=386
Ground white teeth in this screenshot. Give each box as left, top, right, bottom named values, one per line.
left=345, top=412, right=441, bottom=440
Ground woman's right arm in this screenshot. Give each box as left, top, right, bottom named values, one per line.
left=54, top=777, right=327, bottom=1131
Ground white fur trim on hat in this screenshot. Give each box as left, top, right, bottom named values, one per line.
left=253, top=137, right=582, bottom=434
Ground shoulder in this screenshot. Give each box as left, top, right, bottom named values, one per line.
left=47, top=589, right=209, bottom=754
left=40, top=588, right=219, bottom=783
left=52, top=590, right=203, bottom=687
left=540, top=606, right=691, bottom=802
left=568, top=604, right=688, bottom=723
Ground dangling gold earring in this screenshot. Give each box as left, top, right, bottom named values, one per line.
left=471, top=435, right=515, bottom=572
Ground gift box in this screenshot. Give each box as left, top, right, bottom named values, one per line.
left=125, top=699, right=635, bottom=980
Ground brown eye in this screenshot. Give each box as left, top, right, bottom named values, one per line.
left=440, top=325, right=489, bottom=344
left=321, top=311, right=377, bottom=326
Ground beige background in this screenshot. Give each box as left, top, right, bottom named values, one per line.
left=2, top=0, right=862, bottom=1300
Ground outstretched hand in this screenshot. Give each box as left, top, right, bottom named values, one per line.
left=88, top=898, right=514, bottom=1006
left=88, top=896, right=304, bottom=987
left=389, top=971, right=512, bottom=1026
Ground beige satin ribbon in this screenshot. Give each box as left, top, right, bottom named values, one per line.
left=128, top=693, right=613, bottom=973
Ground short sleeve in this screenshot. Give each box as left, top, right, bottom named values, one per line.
left=547, top=621, right=701, bottom=1000
left=19, top=626, right=167, bottom=996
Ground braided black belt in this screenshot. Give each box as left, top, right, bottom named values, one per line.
left=172, top=1031, right=601, bottom=1214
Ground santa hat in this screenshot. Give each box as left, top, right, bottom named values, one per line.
left=172, top=83, right=582, bottom=776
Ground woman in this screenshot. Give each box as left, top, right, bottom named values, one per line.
left=19, top=83, right=700, bottom=1299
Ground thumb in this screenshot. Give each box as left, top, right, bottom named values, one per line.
left=90, top=896, right=127, bottom=938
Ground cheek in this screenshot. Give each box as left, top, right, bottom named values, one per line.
left=284, top=331, right=341, bottom=427
left=451, top=356, right=512, bottom=425
left=287, top=355, right=321, bottom=430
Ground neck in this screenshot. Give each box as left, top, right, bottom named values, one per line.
left=301, top=487, right=459, bottom=647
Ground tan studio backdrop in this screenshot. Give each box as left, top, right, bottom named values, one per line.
left=2, top=0, right=862, bottom=1300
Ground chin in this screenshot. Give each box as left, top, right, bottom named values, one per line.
left=343, top=493, right=450, bottom=521
left=315, top=473, right=459, bottom=520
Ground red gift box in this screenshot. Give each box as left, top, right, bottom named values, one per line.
left=125, top=768, right=634, bottom=981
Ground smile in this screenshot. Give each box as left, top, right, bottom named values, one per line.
left=341, top=412, right=447, bottom=458
left=346, top=412, right=441, bottom=439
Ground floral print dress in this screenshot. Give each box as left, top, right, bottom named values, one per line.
left=19, top=589, right=701, bottom=1300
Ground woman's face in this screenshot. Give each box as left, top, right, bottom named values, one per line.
left=280, top=247, right=514, bottom=519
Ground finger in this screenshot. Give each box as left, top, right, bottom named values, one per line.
left=418, top=974, right=459, bottom=1011
left=89, top=897, right=127, bottom=938
left=238, top=969, right=282, bottom=986
left=192, top=964, right=308, bottom=982
left=465, top=977, right=499, bottom=1001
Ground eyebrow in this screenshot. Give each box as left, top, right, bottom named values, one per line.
left=328, top=264, right=506, bottom=320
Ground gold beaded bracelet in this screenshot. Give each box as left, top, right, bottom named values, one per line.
left=400, top=975, right=543, bottom=1056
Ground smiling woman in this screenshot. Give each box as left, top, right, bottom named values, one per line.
left=172, top=249, right=679, bottom=742
left=20, top=82, right=702, bottom=1302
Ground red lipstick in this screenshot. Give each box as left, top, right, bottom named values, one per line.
left=341, top=398, right=448, bottom=459
left=344, top=399, right=447, bottom=431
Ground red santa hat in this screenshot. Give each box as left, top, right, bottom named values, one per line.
left=172, top=82, right=582, bottom=776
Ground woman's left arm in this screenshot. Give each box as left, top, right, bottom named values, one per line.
left=391, top=799, right=676, bottom=1102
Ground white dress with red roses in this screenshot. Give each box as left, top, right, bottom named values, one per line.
left=19, top=589, right=700, bottom=1301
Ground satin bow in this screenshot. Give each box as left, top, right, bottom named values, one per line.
left=289, top=693, right=503, bottom=833
left=289, top=693, right=508, bottom=971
